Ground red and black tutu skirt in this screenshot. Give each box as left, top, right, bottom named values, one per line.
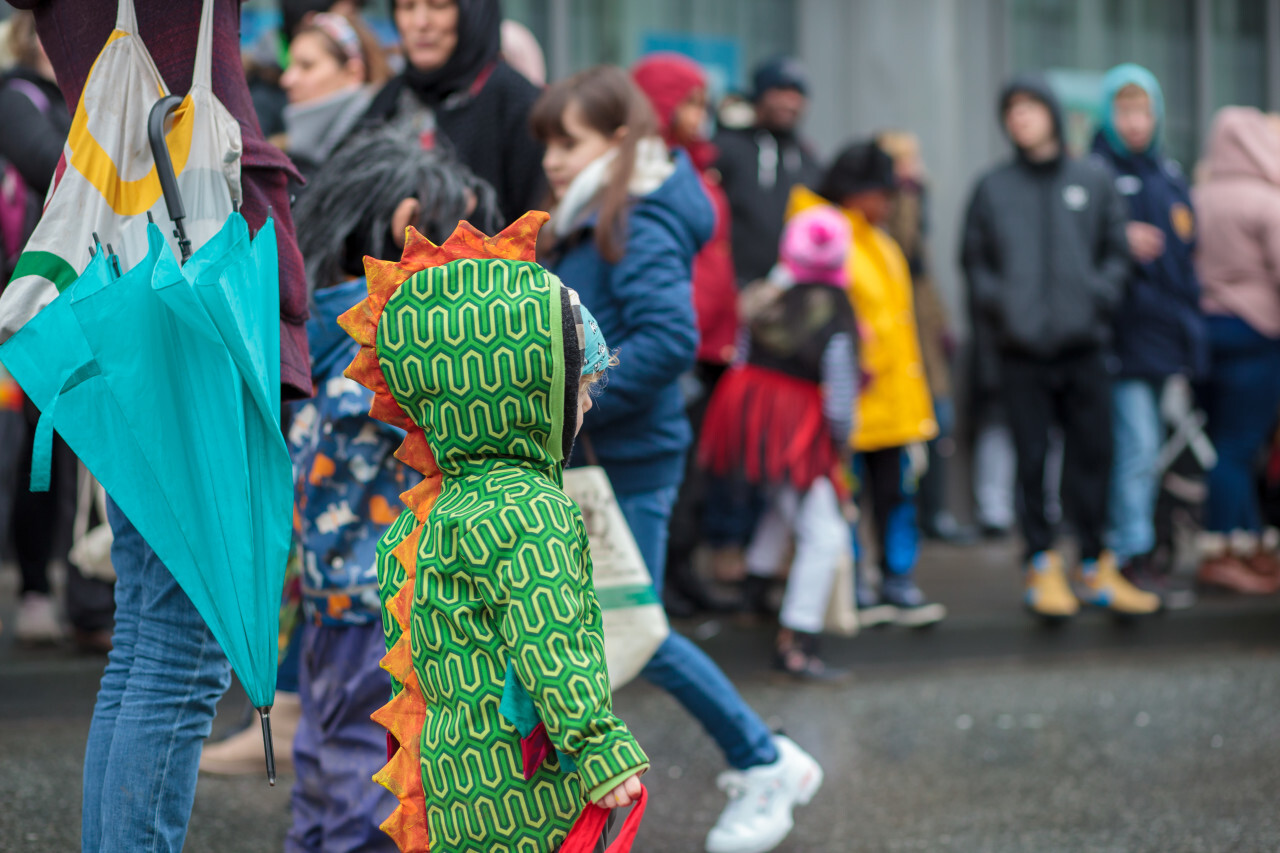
left=699, top=364, right=841, bottom=493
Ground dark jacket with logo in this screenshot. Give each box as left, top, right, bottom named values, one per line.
left=962, top=76, right=1130, bottom=370
left=1090, top=137, right=1206, bottom=379
left=1089, top=64, right=1206, bottom=381
left=714, top=125, right=822, bottom=284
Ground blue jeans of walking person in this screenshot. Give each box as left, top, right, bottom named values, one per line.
left=82, top=499, right=231, bottom=853
left=1200, top=316, right=1280, bottom=534
left=614, top=485, right=779, bottom=771
left=1107, top=379, right=1163, bottom=562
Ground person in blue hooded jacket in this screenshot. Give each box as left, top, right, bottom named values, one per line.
left=532, top=66, right=824, bottom=853
left=1091, top=63, right=1206, bottom=600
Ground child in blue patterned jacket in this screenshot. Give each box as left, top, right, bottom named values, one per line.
left=283, top=127, right=500, bottom=852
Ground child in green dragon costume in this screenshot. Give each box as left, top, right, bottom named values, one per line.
left=340, top=211, right=647, bottom=853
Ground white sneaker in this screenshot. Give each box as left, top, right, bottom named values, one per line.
left=705, top=735, right=823, bottom=853
left=16, top=592, right=63, bottom=644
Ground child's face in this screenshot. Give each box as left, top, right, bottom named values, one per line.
left=575, top=376, right=597, bottom=437
left=543, top=100, right=621, bottom=202
left=1113, top=87, right=1156, bottom=153
left=1004, top=93, right=1056, bottom=151
left=843, top=188, right=893, bottom=227
left=671, top=87, right=709, bottom=146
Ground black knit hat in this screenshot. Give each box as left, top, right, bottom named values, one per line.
left=752, top=56, right=809, bottom=101
left=817, top=141, right=897, bottom=203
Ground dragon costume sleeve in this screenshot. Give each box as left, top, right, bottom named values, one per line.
left=485, top=501, right=649, bottom=798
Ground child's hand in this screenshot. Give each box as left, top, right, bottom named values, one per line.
left=598, top=772, right=644, bottom=809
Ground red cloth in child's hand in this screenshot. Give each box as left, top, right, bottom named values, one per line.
left=561, top=785, right=648, bottom=853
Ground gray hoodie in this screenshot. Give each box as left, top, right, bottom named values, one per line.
left=962, top=74, right=1130, bottom=367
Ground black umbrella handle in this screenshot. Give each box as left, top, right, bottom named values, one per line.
left=258, top=706, right=276, bottom=786
left=147, top=95, right=192, bottom=263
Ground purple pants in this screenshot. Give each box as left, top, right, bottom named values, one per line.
left=286, top=620, right=398, bottom=853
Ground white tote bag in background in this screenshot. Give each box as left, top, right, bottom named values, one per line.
left=562, top=465, right=670, bottom=690
left=824, top=551, right=860, bottom=637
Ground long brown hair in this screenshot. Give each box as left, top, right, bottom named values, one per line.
left=530, top=65, right=658, bottom=263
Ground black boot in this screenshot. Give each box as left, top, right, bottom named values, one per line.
left=774, top=630, right=846, bottom=681
left=740, top=574, right=779, bottom=618
left=665, top=551, right=738, bottom=615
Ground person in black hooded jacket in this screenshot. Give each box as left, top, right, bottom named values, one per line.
left=961, top=74, right=1159, bottom=620
left=361, top=0, right=544, bottom=223
left=713, top=56, right=823, bottom=285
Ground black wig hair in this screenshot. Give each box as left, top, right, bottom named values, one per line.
left=292, top=125, right=502, bottom=297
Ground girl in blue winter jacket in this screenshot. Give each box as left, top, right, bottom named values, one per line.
left=531, top=65, right=823, bottom=853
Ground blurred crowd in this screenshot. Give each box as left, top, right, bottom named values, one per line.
left=5, top=1, right=1280, bottom=851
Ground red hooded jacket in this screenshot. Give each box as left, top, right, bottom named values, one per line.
left=633, top=53, right=738, bottom=366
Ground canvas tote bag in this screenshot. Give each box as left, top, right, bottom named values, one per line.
left=562, top=458, right=670, bottom=690
left=824, top=550, right=859, bottom=637
left=69, top=462, right=116, bottom=583
left=0, top=0, right=242, bottom=342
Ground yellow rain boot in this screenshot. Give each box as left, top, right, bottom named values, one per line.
left=1024, top=551, right=1079, bottom=619
left=1077, top=551, right=1160, bottom=615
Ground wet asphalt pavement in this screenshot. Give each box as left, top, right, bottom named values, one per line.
left=3, top=539, right=1279, bottom=852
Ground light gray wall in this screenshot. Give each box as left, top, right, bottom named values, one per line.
left=796, top=0, right=1011, bottom=335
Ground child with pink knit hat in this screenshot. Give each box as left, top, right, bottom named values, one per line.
left=700, top=205, right=859, bottom=678
left=778, top=205, right=852, bottom=286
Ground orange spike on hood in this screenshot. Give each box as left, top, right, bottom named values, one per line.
left=338, top=210, right=551, bottom=468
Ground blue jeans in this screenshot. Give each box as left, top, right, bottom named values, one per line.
left=287, top=621, right=398, bottom=853
left=82, top=500, right=231, bottom=853
left=615, top=485, right=778, bottom=771
left=1201, top=316, right=1280, bottom=533
left=1107, top=379, right=1162, bottom=562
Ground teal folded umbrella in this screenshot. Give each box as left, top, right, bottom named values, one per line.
left=0, top=215, right=292, bottom=784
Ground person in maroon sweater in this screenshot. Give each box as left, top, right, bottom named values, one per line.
left=7, top=3, right=312, bottom=850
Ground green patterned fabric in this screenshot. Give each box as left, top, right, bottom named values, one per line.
left=373, top=258, right=647, bottom=853
left=377, top=509, right=418, bottom=693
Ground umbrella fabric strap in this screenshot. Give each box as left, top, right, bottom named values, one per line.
left=31, top=361, right=101, bottom=492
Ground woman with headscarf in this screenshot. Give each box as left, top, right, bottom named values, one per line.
left=362, top=0, right=544, bottom=223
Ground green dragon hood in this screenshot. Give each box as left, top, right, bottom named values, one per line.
left=375, top=257, right=580, bottom=480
